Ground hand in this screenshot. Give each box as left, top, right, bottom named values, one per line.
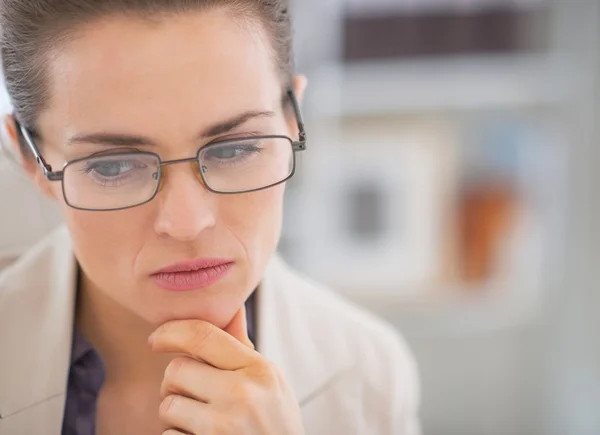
left=149, top=307, right=305, bottom=435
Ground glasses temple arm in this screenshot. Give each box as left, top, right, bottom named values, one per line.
left=15, top=118, right=63, bottom=181
left=287, top=87, right=307, bottom=147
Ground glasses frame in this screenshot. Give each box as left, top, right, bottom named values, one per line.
left=15, top=87, right=307, bottom=212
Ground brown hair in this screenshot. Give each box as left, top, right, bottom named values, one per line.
left=0, top=0, right=295, bottom=154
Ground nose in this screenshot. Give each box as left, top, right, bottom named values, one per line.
left=153, top=162, right=217, bottom=242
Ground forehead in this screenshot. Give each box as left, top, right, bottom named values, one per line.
left=40, top=8, right=280, bottom=139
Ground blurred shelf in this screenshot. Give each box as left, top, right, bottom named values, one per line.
left=307, top=54, right=572, bottom=118
left=339, top=280, right=545, bottom=336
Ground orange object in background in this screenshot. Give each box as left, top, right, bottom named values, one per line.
left=458, top=181, right=517, bottom=283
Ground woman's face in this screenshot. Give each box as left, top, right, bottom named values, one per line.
left=16, top=9, right=303, bottom=328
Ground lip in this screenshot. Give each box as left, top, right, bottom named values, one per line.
left=150, top=258, right=234, bottom=291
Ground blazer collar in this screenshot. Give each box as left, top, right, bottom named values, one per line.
left=0, top=227, right=351, bottom=418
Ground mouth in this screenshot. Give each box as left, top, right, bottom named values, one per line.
left=150, top=258, right=235, bottom=292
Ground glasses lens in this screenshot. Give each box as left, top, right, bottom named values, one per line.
left=199, top=137, right=294, bottom=193
left=63, top=152, right=160, bottom=210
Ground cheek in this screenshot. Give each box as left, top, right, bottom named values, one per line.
left=220, top=184, right=285, bottom=262
left=35, top=172, right=67, bottom=203
left=61, top=205, right=150, bottom=282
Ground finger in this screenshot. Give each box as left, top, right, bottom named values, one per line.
left=159, top=395, right=220, bottom=434
left=224, top=305, right=254, bottom=350
left=160, top=356, right=235, bottom=402
left=150, top=319, right=257, bottom=371
left=162, top=430, right=189, bottom=435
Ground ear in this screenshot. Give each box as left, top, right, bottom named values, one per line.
left=291, top=74, right=307, bottom=105
left=4, top=114, right=36, bottom=175
left=3, top=114, right=57, bottom=200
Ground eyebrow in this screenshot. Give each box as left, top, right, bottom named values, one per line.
left=66, top=110, right=276, bottom=147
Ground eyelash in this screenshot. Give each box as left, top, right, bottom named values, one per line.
left=204, top=144, right=263, bottom=166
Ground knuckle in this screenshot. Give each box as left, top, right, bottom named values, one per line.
left=159, top=395, right=178, bottom=419
left=253, top=360, right=281, bottom=387
left=156, top=320, right=177, bottom=336
left=164, top=356, right=188, bottom=382
left=187, top=322, right=214, bottom=354
left=231, top=380, right=257, bottom=404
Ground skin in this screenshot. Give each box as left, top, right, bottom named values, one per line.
left=6, top=7, right=306, bottom=435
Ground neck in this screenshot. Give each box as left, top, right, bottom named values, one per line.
left=76, top=268, right=170, bottom=386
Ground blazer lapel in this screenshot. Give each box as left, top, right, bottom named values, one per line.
left=0, top=227, right=76, bottom=430
left=0, top=396, right=66, bottom=435
left=257, top=256, right=355, bottom=407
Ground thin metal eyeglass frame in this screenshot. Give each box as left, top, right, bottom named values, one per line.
left=15, top=87, right=307, bottom=211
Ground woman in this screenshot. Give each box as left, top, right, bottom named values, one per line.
left=0, top=1, right=420, bottom=434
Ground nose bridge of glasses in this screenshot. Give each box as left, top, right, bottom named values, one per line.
left=156, top=156, right=205, bottom=191
left=159, top=156, right=199, bottom=167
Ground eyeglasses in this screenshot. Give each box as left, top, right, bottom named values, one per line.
left=16, top=87, right=307, bottom=211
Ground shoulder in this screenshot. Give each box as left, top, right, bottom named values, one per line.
left=266, top=256, right=420, bottom=410
left=0, top=226, right=74, bottom=301
left=269, top=255, right=416, bottom=360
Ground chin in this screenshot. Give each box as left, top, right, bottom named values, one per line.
left=137, top=275, right=253, bottom=329
left=143, top=299, right=235, bottom=330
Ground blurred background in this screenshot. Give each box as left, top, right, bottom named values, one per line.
left=0, top=0, right=599, bottom=434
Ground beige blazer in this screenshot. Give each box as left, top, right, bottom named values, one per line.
left=0, top=227, right=420, bottom=435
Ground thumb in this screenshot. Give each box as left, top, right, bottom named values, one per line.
left=224, top=305, right=254, bottom=350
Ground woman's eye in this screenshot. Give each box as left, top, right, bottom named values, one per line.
left=205, top=143, right=261, bottom=161
left=87, top=160, right=142, bottom=177
left=208, top=146, right=247, bottom=160
left=214, top=148, right=239, bottom=159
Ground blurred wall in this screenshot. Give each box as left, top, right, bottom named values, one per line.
left=542, top=1, right=600, bottom=434
left=287, top=1, right=599, bottom=434
left=0, top=79, right=62, bottom=265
